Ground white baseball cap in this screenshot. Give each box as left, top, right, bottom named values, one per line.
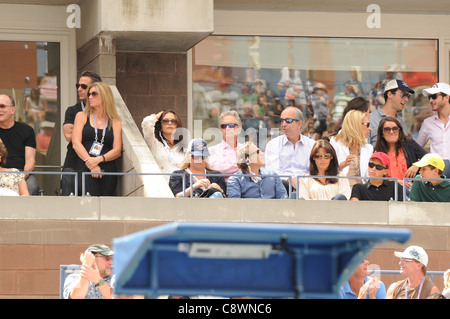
left=422, top=82, right=450, bottom=97
left=394, top=245, right=428, bottom=267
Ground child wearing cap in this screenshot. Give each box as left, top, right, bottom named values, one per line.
left=350, top=152, right=403, bottom=201
left=409, top=153, right=450, bottom=202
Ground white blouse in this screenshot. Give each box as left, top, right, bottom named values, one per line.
left=141, top=113, right=185, bottom=175
left=298, top=173, right=351, bottom=200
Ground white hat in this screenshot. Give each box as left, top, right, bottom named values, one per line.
left=422, top=82, right=450, bottom=97
left=394, top=245, right=428, bottom=267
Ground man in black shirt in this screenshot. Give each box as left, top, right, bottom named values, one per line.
left=0, top=94, right=39, bottom=195
left=350, top=152, right=403, bottom=201
left=61, top=71, right=102, bottom=195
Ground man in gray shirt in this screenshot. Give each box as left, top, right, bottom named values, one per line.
left=368, top=79, right=414, bottom=146
left=63, top=244, right=114, bottom=299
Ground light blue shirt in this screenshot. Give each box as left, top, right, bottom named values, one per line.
left=226, top=168, right=287, bottom=199
left=368, top=106, right=408, bottom=146
left=338, top=276, right=386, bottom=299
left=264, top=134, right=316, bottom=178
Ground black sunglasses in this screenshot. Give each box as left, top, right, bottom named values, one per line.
left=87, top=91, right=99, bottom=97
left=368, top=162, right=387, bottom=170
left=76, top=83, right=89, bottom=90
left=428, top=93, right=446, bottom=100
left=313, top=153, right=333, bottom=159
left=383, top=126, right=399, bottom=133
left=161, top=119, right=178, bottom=125
left=220, top=123, right=238, bottom=129
left=280, top=118, right=299, bottom=124
left=362, top=122, right=370, bottom=128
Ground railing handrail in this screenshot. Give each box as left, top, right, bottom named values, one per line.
left=371, top=269, right=446, bottom=283
left=4, top=169, right=450, bottom=200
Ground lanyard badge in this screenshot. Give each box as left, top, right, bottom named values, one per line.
left=89, top=113, right=108, bottom=156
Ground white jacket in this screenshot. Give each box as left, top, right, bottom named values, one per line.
left=330, top=136, right=373, bottom=181
left=141, top=114, right=185, bottom=174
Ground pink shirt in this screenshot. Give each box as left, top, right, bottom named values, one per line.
left=208, top=140, right=241, bottom=178
left=416, top=113, right=450, bottom=160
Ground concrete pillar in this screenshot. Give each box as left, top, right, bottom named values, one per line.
left=77, top=35, right=116, bottom=85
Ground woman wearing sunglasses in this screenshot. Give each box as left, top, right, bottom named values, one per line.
left=142, top=110, right=186, bottom=177
left=72, top=82, right=122, bottom=196
left=374, top=116, right=427, bottom=189
left=330, top=110, right=373, bottom=187
left=298, top=139, right=350, bottom=200
left=350, top=152, right=403, bottom=201
left=169, top=138, right=226, bottom=198
left=227, top=142, right=287, bottom=199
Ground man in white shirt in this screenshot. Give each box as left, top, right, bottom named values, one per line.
left=416, top=82, right=450, bottom=177
left=265, top=106, right=316, bottom=195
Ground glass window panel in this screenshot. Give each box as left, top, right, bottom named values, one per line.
left=193, top=36, right=438, bottom=149
left=0, top=40, right=61, bottom=195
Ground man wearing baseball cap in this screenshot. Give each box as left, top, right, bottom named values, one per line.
left=409, top=153, right=450, bottom=202
left=350, top=152, right=403, bottom=201
left=416, top=82, right=450, bottom=178
left=63, top=244, right=115, bottom=299
left=368, top=79, right=414, bottom=146
left=386, top=245, right=440, bottom=299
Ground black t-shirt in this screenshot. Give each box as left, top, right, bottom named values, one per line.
left=350, top=180, right=403, bottom=201
left=0, top=122, right=36, bottom=170
left=63, top=102, right=83, bottom=169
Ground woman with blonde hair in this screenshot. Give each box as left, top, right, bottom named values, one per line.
left=330, top=110, right=373, bottom=187
left=442, top=269, right=450, bottom=299
left=72, top=82, right=122, bottom=196
left=169, top=139, right=226, bottom=198
left=227, top=141, right=287, bottom=199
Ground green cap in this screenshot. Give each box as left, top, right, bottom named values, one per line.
left=87, top=244, right=114, bottom=256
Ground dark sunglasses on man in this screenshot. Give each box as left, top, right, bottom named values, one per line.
left=428, top=93, right=446, bottom=100
left=280, top=118, right=299, bottom=124
left=368, top=162, right=387, bottom=171
left=220, top=123, right=238, bottom=129
left=76, top=83, right=89, bottom=90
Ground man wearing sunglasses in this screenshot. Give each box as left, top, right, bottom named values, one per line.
left=416, top=83, right=450, bottom=178
left=368, top=79, right=414, bottom=147
left=386, top=245, right=440, bottom=299
left=61, top=71, right=102, bottom=195
left=350, top=152, right=403, bottom=201
left=63, top=244, right=115, bottom=299
left=265, top=106, right=315, bottom=194
left=0, top=94, right=39, bottom=195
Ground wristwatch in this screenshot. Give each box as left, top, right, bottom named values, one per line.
left=95, top=278, right=106, bottom=287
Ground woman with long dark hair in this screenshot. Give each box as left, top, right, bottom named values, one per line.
left=298, top=139, right=350, bottom=200
left=142, top=110, right=186, bottom=175
left=374, top=116, right=427, bottom=188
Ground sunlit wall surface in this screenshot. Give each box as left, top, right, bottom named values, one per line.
left=193, top=36, right=437, bottom=148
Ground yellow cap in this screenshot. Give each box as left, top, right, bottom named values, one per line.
left=413, top=153, right=445, bottom=171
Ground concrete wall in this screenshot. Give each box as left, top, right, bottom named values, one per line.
left=1, top=197, right=449, bottom=298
